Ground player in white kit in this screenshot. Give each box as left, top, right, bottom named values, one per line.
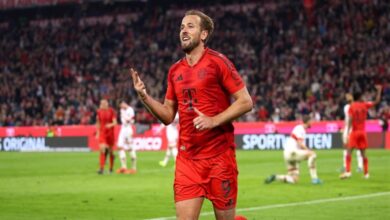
left=341, top=93, right=363, bottom=173
left=265, top=115, right=322, bottom=184
left=116, top=100, right=137, bottom=174
left=159, top=114, right=179, bottom=167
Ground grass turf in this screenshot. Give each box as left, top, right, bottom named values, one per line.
left=0, top=149, right=389, bottom=220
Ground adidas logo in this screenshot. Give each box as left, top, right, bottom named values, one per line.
left=175, top=74, right=183, bottom=81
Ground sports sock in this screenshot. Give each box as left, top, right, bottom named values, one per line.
left=345, top=153, right=351, bottom=173
left=357, top=150, right=363, bottom=170
left=363, top=157, right=368, bottom=175
left=130, top=150, right=137, bottom=170
left=99, top=152, right=106, bottom=170
left=276, top=175, right=295, bottom=184
left=343, top=150, right=347, bottom=169
left=162, top=148, right=170, bottom=165
left=119, top=150, right=127, bottom=169
left=172, top=147, right=178, bottom=161
left=308, top=155, right=318, bottom=179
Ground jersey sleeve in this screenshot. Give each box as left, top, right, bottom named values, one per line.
left=216, top=55, right=245, bottom=95
left=348, top=105, right=353, bottom=116
left=343, top=105, right=349, bottom=117
left=343, top=105, right=350, bottom=122
left=292, top=126, right=305, bottom=141
left=165, top=67, right=177, bottom=101
left=128, top=108, right=135, bottom=119
left=365, top=102, right=374, bottom=108
left=111, top=108, right=117, bottom=121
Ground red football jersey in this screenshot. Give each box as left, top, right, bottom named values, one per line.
left=97, top=107, right=116, bottom=134
left=165, top=48, right=245, bottom=159
left=348, top=102, right=374, bottom=131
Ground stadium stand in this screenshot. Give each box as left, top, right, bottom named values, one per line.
left=0, top=0, right=389, bottom=126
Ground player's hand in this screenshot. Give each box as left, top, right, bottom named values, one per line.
left=130, top=68, right=147, bottom=100
left=375, top=84, right=382, bottom=91
left=105, top=124, right=112, bottom=128
left=193, top=107, right=217, bottom=131
left=95, top=132, right=99, bottom=139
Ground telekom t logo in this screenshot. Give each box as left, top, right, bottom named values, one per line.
left=183, top=88, right=197, bottom=110
left=6, top=128, right=15, bottom=137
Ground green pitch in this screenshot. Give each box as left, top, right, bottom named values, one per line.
left=0, top=150, right=389, bottom=220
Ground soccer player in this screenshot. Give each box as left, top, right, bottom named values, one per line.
left=159, top=114, right=179, bottom=167
left=265, top=115, right=322, bottom=184
left=96, top=98, right=117, bottom=174
left=341, top=93, right=363, bottom=173
left=116, top=100, right=137, bottom=174
left=340, top=85, right=382, bottom=179
left=129, top=10, right=253, bottom=220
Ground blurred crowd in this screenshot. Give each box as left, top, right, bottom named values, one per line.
left=0, top=0, right=389, bottom=126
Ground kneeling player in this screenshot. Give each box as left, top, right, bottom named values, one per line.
left=265, top=115, right=322, bottom=184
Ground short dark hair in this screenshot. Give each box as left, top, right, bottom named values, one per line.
left=302, top=115, right=311, bottom=124
left=185, top=10, right=214, bottom=44
left=353, top=91, right=362, bottom=101
left=120, top=99, right=129, bottom=104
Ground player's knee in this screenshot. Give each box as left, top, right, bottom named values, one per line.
left=175, top=200, right=202, bottom=220
left=130, top=150, right=137, bottom=159
left=214, top=207, right=235, bottom=220
left=286, top=175, right=298, bottom=184
left=99, top=146, right=106, bottom=153
left=119, top=150, right=126, bottom=158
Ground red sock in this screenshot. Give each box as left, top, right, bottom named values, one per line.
left=100, top=152, right=106, bottom=170
left=345, top=154, right=351, bottom=172
left=109, top=153, right=115, bottom=170
left=363, top=157, right=368, bottom=175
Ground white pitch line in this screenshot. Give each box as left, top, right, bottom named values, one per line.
left=145, top=191, right=390, bottom=220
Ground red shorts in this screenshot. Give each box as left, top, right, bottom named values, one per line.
left=99, top=132, right=115, bottom=147
left=174, top=147, right=238, bottom=210
left=348, top=131, right=368, bottom=149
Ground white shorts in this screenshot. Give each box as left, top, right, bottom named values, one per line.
left=283, top=149, right=309, bottom=162
left=117, top=126, right=134, bottom=150
left=342, top=129, right=350, bottom=145
left=283, top=149, right=310, bottom=176
left=167, top=137, right=178, bottom=148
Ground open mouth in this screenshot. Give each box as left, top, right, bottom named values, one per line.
left=182, top=36, right=190, bottom=42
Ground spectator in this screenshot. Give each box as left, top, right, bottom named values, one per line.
left=0, top=0, right=389, bottom=126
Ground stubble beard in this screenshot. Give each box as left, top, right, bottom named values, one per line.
left=181, top=37, right=201, bottom=54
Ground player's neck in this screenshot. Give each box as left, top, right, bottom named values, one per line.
left=185, top=45, right=205, bottom=66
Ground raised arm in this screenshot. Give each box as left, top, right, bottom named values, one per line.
left=95, top=115, right=100, bottom=138
left=130, top=68, right=177, bottom=125
left=372, top=85, right=383, bottom=106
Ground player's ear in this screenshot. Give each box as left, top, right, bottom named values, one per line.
left=201, top=30, right=208, bottom=42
